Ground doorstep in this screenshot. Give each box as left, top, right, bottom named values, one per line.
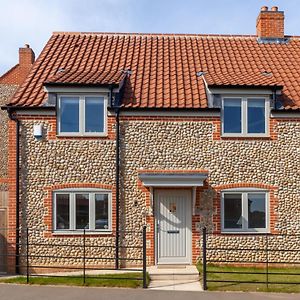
left=148, top=265, right=203, bottom=291
left=148, top=265, right=199, bottom=280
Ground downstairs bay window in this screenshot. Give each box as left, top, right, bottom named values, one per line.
left=54, top=190, right=112, bottom=232
left=221, top=190, right=269, bottom=233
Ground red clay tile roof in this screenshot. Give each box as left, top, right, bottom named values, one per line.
left=8, top=32, right=300, bottom=109
left=204, top=70, right=281, bottom=88
left=45, top=69, right=126, bottom=86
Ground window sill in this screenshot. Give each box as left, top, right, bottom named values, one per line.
left=220, top=135, right=272, bottom=141
left=221, top=134, right=269, bottom=138
left=221, top=230, right=270, bottom=235
left=52, top=231, right=113, bottom=236
left=57, top=133, right=108, bottom=138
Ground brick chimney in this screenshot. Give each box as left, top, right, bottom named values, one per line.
left=256, top=6, right=284, bottom=39
left=0, top=44, right=35, bottom=85
left=19, top=44, right=35, bottom=67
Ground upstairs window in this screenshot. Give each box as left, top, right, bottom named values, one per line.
left=221, top=190, right=268, bottom=233
left=58, top=95, right=107, bottom=136
left=222, top=97, right=268, bottom=136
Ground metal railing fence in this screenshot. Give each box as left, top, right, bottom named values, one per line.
left=0, top=226, right=147, bottom=288
left=202, top=227, right=300, bottom=290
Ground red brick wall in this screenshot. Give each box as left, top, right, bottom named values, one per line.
left=0, top=46, right=34, bottom=85
left=6, top=119, right=17, bottom=273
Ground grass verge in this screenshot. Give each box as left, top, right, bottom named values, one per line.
left=0, top=272, right=150, bottom=288
left=197, top=263, right=300, bottom=293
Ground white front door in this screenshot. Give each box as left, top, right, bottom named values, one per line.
left=155, top=189, right=192, bottom=264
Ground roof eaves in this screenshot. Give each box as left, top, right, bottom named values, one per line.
left=120, top=106, right=220, bottom=111
left=207, top=84, right=283, bottom=90
left=43, top=82, right=119, bottom=88
left=271, top=108, right=300, bottom=113
left=1, top=105, right=56, bottom=110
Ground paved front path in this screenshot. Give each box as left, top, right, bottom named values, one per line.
left=0, top=284, right=299, bottom=300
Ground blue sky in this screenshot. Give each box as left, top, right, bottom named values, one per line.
left=0, top=0, right=299, bottom=74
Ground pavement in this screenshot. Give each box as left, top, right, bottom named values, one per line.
left=0, top=284, right=299, bottom=300
left=148, top=279, right=203, bottom=291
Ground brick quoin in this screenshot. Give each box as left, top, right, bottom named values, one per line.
left=6, top=119, right=17, bottom=273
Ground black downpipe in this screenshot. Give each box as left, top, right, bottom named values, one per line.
left=15, top=119, right=20, bottom=274
left=8, top=109, right=20, bottom=274
left=112, top=85, right=121, bottom=270
left=272, top=87, right=277, bottom=109
left=115, top=107, right=120, bottom=269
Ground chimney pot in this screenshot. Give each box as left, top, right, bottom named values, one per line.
left=271, top=6, right=278, bottom=12
left=261, top=6, right=268, bottom=11
left=25, top=44, right=30, bottom=48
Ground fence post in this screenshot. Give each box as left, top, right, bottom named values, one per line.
left=83, top=229, right=86, bottom=285
left=26, top=228, right=29, bottom=284
left=115, top=229, right=119, bottom=269
left=266, top=233, right=269, bottom=290
left=142, top=225, right=147, bottom=288
left=202, top=227, right=207, bottom=290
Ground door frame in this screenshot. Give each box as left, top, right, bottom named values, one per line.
left=154, top=188, right=192, bottom=265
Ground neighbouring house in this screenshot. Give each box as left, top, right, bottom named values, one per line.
left=1, top=6, right=300, bottom=274
left=0, top=45, right=35, bottom=273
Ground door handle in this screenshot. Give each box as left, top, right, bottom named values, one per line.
left=167, top=230, right=180, bottom=234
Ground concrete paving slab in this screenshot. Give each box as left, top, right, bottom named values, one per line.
left=148, top=265, right=199, bottom=281
left=149, top=279, right=203, bottom=291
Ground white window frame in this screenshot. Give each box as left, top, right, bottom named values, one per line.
left=57, top=94, right=108, bottom=137
left=221, top=188, right=269, bottom=233
left=53, top=189, right=112, bottom=234
left=221, top=96, right=269, bottom=137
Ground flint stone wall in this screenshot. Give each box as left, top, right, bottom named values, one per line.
left=19, top=117, right=300, bottom=267
left=0, top=84, right=18, bottom=183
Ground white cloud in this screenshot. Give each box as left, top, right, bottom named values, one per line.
left=0, top=0, right=134, bottom=74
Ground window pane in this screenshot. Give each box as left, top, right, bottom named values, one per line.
left=60, top=97, right=80, bottom=132
left=248, top=193, right=266, bottom=228
left=224, top=194, right=242, bottom=229
left=95, top=194, right=109, bottom=229
left=247, top=99, right=266, bottom=133
left=56, top=194, right=70, bottom=230
left=85, top=97, right=104, bottom=133
left=76, top=194, right=89, bottom=229
left=223, top=98, right=242, bottom=133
